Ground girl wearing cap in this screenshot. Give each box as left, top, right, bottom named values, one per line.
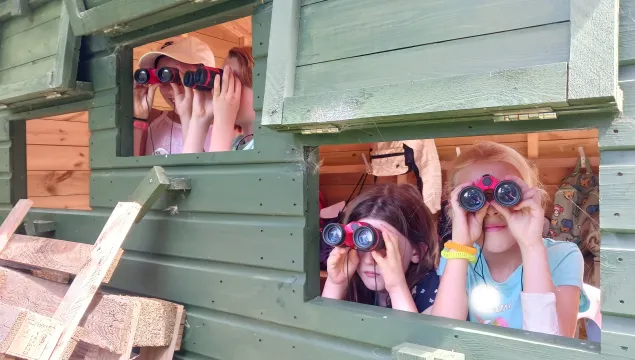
left=134, top=37, right=221, bottom=156
left=180, top=46, right=256, bottom=152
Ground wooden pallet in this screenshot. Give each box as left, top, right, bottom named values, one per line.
left=0, top=167, right=185, bottom=360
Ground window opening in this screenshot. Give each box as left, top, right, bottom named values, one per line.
left=316, top=129, right=601, bottom=342
left=26, top=111, right=91, bottom=210
left=130, top=17, right=254, bottom=157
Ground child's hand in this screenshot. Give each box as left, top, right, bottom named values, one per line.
left=212, top=65, right=241, bottom=127
left=325, top=247, right=359, bottom=286
left=371, top=225, right=408, bottom=293
left=170, top=83, right=194, bottom=121
left=450, top=182, right=488, bottom=246
left=190, top=87, right=214, bottom=126
left=133, top=84, right=159, bottom=120
left=490, top=176, right=545, bottom=248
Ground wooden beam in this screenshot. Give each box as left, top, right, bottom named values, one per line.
left=0, top=234, right=123, bottom=283
left=0, top=199, right=33, bottom=252
left=37, top=202, right=142, bottom=360
left=131, top=166, right=170, bottom=223
left=138, top=305, right=184, bottom=360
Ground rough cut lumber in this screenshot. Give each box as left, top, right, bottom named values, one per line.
left=137, top=305, right=184, bottom=360
left=0, top=199, right=33, bottom=252
left=42, top=202, right=143, bottom=360
left=0, top=234, right=123, bottom=284
left=0, top=267, right=182, bottom=355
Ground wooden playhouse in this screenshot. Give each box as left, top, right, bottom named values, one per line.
left=0, top=0, right=633, bottom=359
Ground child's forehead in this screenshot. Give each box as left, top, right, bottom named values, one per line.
left=454, top=161, right=521, bottom=184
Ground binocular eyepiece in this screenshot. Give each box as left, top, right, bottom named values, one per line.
left=134, top=67, right=181, bottom=85
left=458, top=174, right=522, bottom=212
left=321, top=222, right=384, bottom=252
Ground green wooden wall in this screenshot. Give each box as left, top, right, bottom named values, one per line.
left=0, top=0, right=635, bottom=359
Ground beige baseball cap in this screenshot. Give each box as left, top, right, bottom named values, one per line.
left=138, top=36, right=216, bottom=69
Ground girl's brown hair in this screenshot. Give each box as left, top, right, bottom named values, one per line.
left=227, top=46, right=254, bottom=88
left=343, top=183, right=439, bottom=306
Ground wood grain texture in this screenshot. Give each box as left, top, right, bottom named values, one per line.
left=26, top=119, right=90, bottom=146
left=602, top=314, right=635, bottom=358
left=297, top=0, right=570, bottom=66
left=30, top=195, right=90, bottom=210
left=42, top=201, right=142, bottom=360
left=137, top=305, right=183, bottom=360
left=27, top=171, right=90, bottom=197
left=568, top=0, right=620, bottom=104
left=0, top=199, right=32, bottom=251
left=130, top=166, right=169, bottom=222
left=295, top=22, right=570, bottom=97
left=0, top=234, right=122, bottom=283
left=0, top=0, right=59, bottom=40
left=598, top=160, right=635, bottom=231
left=260, top=0, right=300, bottom=126
left=283, top=63, right=568, bottom=128
left=27, top=145, right=89, bottom=171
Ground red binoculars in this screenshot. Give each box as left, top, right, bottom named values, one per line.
left=134, top=67, right=181, bottom=85
left=183, top=66, right=224, bottom=91
left=321, top=222, right=384, bottom=252
left=458, top=174, right=522, bottom=212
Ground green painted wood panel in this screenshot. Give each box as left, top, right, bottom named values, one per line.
left=284, top=63, right=568, bottom=129
left=89, top=165, right=305, bottom=216
left=0, top=17, right=61, bottom=72
left=295, top=22, right=571, bottom=96
left=297, top=0, right=570, bottom=66
left=0, top=0, right=60, bottom=39
left=603, top=314, right=635, bottom=358
left=620, top=0, right=635, bottom=64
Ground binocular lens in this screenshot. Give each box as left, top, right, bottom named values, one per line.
left=353, top=227, right=374, bottom=250
left=459, top=186, right=487, bottom=212
left=158, top=68, right=173, bottom=83
left=494, top=181, right=522, bottom=207
left=134, top=69, right=149, bottom=84
left=183, top=71, right=195, bottom=87
left=322, top=223, right=344, bottom=247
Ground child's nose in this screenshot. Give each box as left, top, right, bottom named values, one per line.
left=486, top=204, right=499, bottom=216
left=359, top=251, right=374, bottom=265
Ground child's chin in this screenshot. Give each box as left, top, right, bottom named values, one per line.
left=360, top=277, right=385, bottom=292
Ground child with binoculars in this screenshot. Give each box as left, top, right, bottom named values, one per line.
left=133, top=37, right=255, bottom=155
left=428, top=141, right=584, bottom=337
left=321, top=183, right=441, bottom=313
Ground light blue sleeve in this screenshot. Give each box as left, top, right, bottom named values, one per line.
left=547, top=240, right=584, bottom=288
left=437, top=256, right=447, bottom=276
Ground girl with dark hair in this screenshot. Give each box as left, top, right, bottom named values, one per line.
left=321, top=183, right=440, bottom=313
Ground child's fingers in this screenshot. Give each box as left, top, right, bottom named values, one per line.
left=213, top=73, right=221, bottom=98
left=504, top=175, right=531, bottom=192
left=169, top=83, right=181, bottom=98
left=473, top=203, right=489, bottom=224
left=234, top=78, right=242, bottom=101
left=222, top=65, right=231, bottom=96
left=371, top=250, right=387, bottom=267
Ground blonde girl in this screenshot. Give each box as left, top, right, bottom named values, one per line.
left=429, top=141, right=584, bottom=337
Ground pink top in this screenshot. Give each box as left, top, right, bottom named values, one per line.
left=144, top=112, right=213, bottom=156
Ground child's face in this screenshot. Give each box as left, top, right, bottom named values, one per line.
left=155, top=57, right=199, bottom=109
left=454, top=161, right=522, bottom=253
left=355, top=218, right=420, bottom=292
left=224, top=57, right=256, bottom=127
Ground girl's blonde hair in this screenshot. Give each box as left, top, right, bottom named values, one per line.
left=446, top=141, right=549, bottom=209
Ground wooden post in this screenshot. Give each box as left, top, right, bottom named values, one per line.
left=0, top=199, right=33, bottom=252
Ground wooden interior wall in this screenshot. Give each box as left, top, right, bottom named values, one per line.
left=132, top=16, right=252, bottom=111
left=25, top=112, right=91, bottom=210
left=319, top=129, right=600, bottom=218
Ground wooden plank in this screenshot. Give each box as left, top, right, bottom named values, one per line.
left=27, top=171, right=90, bottom=197
left=602, top=315, right=635, bottom=359
left=0, top=234, right=123, bottom=283
left=297, top=0, right=570, bottom=66
left=51, top=1, right=81, bottom=91
left=599, top=161, right=635, bottom=232
left=40, top=112, right=88, bottom=123
left=568, top=0, right=621, bottom=105
left=197, top=23, right=241, bottom=43
left=260, top=0, right=300, bottom=126
left=31, top=195, right=90, bottom=210
left=27, top=145, right=89, bottom=171
left=40, top=201, right=142, bottom=360
left=620, top=0, right=635, bottom=64
left=0, top=0, right=59, bottom=40
left=0, top=17, right=60, bottom=72
left=282, top=63, right=569, bottom=129
left=0, top=199, right=32, bottom=251
left=295, top=22, right=570, bottom=97
left=0, top=267, right=179, bottom=356
left=251, top=2, right=272, bottom=59
left=26, top=120, right=90, bottom=146
left=137, top=305, right=184, bottom=360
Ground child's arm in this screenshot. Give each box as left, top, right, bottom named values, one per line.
left=430, top=256, right=469, bottom=320
left=321, top=247, right=359, bottom=300
left=208, top=66, right=241, bottom=152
